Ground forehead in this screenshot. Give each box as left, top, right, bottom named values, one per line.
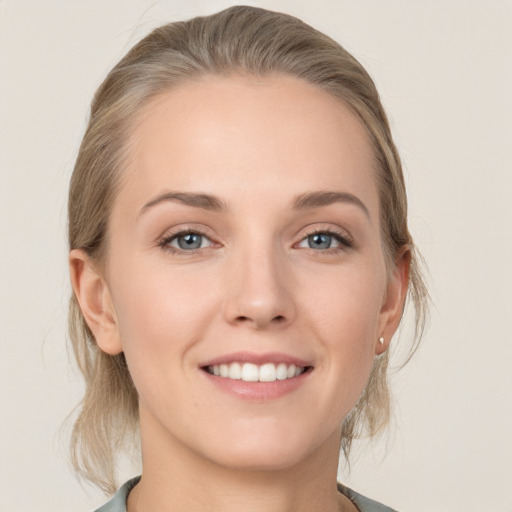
left=117, top=74, right=378, bottom=217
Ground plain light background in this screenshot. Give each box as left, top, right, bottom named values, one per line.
left=1, top=1, right=511, bottom=511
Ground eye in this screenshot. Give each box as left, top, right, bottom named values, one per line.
left=296, top=230, right=354, bottom=251
left=299, top=233, right=340, bottom=250
left=162, top=231, right=213, bottom=251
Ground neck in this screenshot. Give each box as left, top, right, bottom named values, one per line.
left=128, top=408, right=351, bottom=512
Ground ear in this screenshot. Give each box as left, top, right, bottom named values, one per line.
left=375, top=246, right=411, bottom=355
left=69, top=249, right=123, bottom=355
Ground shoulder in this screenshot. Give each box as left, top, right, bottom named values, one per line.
left=338, top=482, right=399, bottom=512
left=93, top=477, right=141, bottom=512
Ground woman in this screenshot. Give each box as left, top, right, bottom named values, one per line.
left=68, top=6, right=428, bottom=511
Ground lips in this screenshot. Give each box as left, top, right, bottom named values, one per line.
left=199, top=351, right=313, bottom=395
left=200, top=351, right=311, bottom=368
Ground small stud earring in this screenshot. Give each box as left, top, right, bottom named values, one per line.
left=378, top=337, right=384, bottom=346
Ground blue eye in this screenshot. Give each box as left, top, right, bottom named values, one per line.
left=306, top=233, right=338, bottom=250
left=166, top=232, right=212, bottom=251
left=297, top=231, right=351, bottom=251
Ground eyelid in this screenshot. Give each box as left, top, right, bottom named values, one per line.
left=294, top=225, right=356, bottom=250
left=155, top=223, right=355, bottom=254
left=156, top=225, right=220, bottom=253
left=169, top=232, right=213, bottom=250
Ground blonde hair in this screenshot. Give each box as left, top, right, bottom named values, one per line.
left=68, top=5, right=428, bottom=494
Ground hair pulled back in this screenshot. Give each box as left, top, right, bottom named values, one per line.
left=68, top=5, right=428, bottom=493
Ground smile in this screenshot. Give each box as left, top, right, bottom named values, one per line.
left=205, top=362, right=307, bottom=382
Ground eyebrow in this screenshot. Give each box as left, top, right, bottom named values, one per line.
left=139, top=191, right=227, bottom=216
left=293, top=191, right=370, bottom=218
left=139, top=189, right=369, bottom=218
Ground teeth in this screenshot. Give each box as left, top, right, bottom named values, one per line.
left=276, top=363, right=288, bottom=380
left=207, top=362, right=306, bottom=382
left=260, top=363, right=276, bottom=382
left=228, top=362, right=242, bottom=380
left=241, top=363, right=259, bottom=382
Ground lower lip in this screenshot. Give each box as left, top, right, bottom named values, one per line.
left=201, top=369, right=312, bottom=401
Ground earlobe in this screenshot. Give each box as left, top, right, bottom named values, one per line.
left=69, top=249, right=123, bottom=355
left=376, top=246, right=411, bottom=355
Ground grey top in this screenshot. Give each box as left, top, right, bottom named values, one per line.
left=94, top=477, right=398, bottom=512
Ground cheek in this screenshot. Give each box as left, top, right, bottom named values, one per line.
left=279, top=261, right=386, bottom=443
left=300, top=259, right=386, bottom=386
left=303, top=260, right=385, bottom=338
left=109, top=259, right=221, bottom=379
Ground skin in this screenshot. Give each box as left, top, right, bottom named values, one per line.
left=70, top=75, right=409, bottom=512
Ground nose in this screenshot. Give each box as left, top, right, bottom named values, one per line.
left=222, top=243, right=296, bottom=330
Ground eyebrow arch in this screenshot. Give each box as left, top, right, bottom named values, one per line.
left=139, top=191, right=227, bottom=216
left=139, top=189, right=369, bottom=218
left=293, top=191, right=370, bottom=218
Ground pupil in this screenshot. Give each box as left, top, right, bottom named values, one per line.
left=178, top=233, right=202, bottom=250
left=309, top=233, right=331, bottom=249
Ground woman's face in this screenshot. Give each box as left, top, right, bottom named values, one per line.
left=90, top=75, right=406, bottom=470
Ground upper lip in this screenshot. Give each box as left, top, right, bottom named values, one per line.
left=199, top=351, right=312, bottom=368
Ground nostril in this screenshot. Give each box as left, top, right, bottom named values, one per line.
left=234, top=314, right=286, bottom=326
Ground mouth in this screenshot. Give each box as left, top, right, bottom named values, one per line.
left=202, top=362, right=312, bottom=382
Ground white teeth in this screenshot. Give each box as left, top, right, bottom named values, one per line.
left=259, top=363, right=277, bottom=382
left=276, top=363, right=288, bottom=380
left=228, top=362, right=242, bottom=380
left=241, top=363, right=259, bottom=382
left=207, top=362, right=306, bottom=382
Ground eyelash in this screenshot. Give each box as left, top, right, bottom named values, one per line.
left=298, top=228, right=355, bottom=254
left=157, top=227, right=355, bottom=255
left=157, top=228, right=215, bottom=255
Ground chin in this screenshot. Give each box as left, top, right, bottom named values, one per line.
left=209, top=446, right=307, bottom=473
left=198, top=423, right=327, bottom=472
